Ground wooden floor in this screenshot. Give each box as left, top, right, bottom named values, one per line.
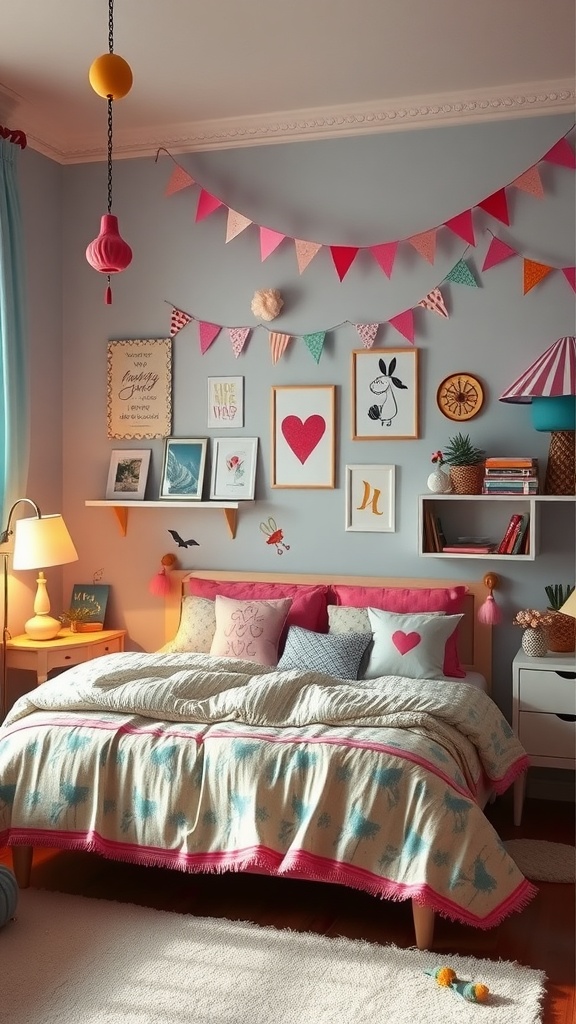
left=2, top=794, right=574, bottom=1023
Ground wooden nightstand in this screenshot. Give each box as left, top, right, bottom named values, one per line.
left=512, top=648, right=576, bottom=825
left=5, top=628, right=126, bottom=686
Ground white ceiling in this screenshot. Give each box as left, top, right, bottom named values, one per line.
left=1, top=0, right=574, bottom=164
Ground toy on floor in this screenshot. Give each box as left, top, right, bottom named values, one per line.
left=425, top=966, right=490, bottom=1003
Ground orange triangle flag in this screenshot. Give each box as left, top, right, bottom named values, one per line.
left=511, top=166, right=544, bottom=198
left=523, top=259, right=553, bottom=294
left=407, top=229, right=436, bottom=264
left=294, top=239, right=322, bottom=274
left=165, top=165, right=195, bottom=196
left=226, top=209, right=252, bottom=242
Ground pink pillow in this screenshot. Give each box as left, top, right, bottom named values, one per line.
left=330, top=584, right=467, bottom=678
left=210, top=595, right=292, bottom=666
left=187, top=579, right=329, bottom=633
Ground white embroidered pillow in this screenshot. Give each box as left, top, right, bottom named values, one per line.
left=328, top=605, right=371, bottom=635
left=210, top=595, right=292, bottom=666
left=158, top=595, right=216, bottom=654
left=363, top=609, right=463, bottom=680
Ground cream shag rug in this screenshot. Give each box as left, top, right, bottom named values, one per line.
left=0, top=889, right=546, bottom=1024
left=504, top=839, right=576, bottom=883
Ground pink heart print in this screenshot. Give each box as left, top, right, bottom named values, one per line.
left=281, top=415, right=326, bottom=464
left=392, top=630, right=421, bottom=655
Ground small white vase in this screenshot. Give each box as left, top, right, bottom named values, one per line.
left=427, top=467, right=452, bottom=493
left=521, top=627, right=548, bottom=657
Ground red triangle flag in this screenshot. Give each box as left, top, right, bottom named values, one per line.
left=542, top=139, right=576, bottom=169
left=330, top=246, right=359, bottom=281
left=369, top=242, right=398, bottom=279
left=198, top=321, right=221, bottom=354
left=195, top=190, right=223, bottom=222
left=562, top=267, right=576, bottom=293
left=388, top=309, right=415, bottom=344
left=260, top=227, right=285, bottom=261
left=444, top=210, right=476, bottom=246
left=478, top=189, right=510, bottom=226
left=482, top=236, right=517, bottom=271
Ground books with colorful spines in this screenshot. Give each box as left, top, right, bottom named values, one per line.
left=497, top=513, right=522, bottom=554
left=424, top=507, right=438, bottom=551
left=485, top=457, right=538, bottom=469
left=433, top=514, right=447, bottom=550
left=484, top=467, right=538, bottom=477
left=482, top=479, right=538, bottom=494
left=510, top=513, right=530, bottom=555
left=442, top=544, right=497, bottom=554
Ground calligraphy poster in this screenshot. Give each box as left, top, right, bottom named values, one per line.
left=207, top=376, right=244, bottom=428
left=107, top=339, right=172, bottom=439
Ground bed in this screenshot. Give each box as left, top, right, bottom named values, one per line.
left=0, top=571, right=535, bottom=949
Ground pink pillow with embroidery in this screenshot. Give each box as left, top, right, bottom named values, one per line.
left=330, top=584, right=467, bottom=678
left=210, top=595, right=292, bottom=666
left=187, top=579, right=329, bottom=633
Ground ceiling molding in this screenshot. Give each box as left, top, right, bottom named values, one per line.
left=19, top=78, right=576, bottom=165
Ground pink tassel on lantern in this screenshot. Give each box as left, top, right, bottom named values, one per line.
left=148, top=553, right=178, bottom=597
left=477, top=572, right=502, bottom=624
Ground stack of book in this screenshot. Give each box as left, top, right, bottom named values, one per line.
left=423, top=507, right=447, bottom=552
left=496, top=512, right=531, bottom=554
left=482, top=457, right=539, bottom=494
left=442, top=536, right=498, bottom=554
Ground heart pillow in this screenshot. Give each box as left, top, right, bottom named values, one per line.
left=362, top=608, right=463, bottom=680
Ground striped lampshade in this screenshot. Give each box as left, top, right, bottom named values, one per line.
left=499, top=336, right=576, bottom=403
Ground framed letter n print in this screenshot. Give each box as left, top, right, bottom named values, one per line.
left=271, top=385, right=335, bottom=488
left=345, top=465, right=396, bottom=532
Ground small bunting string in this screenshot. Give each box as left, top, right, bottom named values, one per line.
left=482, top=230, right=576, bottom=293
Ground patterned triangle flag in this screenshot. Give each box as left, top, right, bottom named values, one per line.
left=330, top=246, right=359, bottom=281
left=445, top=259, right=478, bottom=287
left=418, top=287, right=448, bottom=318
left=294, top=239, right=322, bottom=274
left=195, top=189, right=223, bottom=222
left=562, top=267, right=576, bottom=293
left=444, top=210, right=476, bottom=246
left=482, top=236, right=518, bottom=271
left=228, top=327, right=251, bottom=357
left=523, top=259, right=553, bottom=295
left=354, top=323, right=379, bottom=348
left=542, top=139, right=576, bottom=169
left=302, top=331, right=326, bottom=363
left=170, top=307, right=193, bottom=337
left=388, top=309, right=415, bottom=344
left=269, top=332, right=291, bottom=364
left=511, top=165, right=544, bottom=198
left=226, top=209, right=252, bottom=242
left=198, top=321, right=221, bottom=354
left=478, top=188, right=510, bottom=226
left=369, top=241, right=398, bottom=279
left=260, top=227, right=286, bottom=261
left=165, top=165, right=195, bottom=196
left=407, top=229, right=437, bottom=264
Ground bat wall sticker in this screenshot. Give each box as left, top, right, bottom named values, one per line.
left=168, top=529, right=199, bottom=549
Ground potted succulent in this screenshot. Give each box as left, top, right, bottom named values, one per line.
left=442, top=432, right=486, bottom=494
left=59, top=606, right=93, bottom=633
left=544, top=583, right=575, bottom=652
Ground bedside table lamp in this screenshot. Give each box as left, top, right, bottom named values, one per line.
left=499, top=335, right=576, bottom=495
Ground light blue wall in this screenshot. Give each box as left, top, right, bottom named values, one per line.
left=19, top=114, right=576, bottom=718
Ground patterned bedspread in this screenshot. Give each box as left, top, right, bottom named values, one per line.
left=0, top=651, right=535, bottom=928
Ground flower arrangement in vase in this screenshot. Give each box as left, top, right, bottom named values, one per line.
left=513, top=608, right=555, bottom=657
left=427, top=450, right=452, bottom=493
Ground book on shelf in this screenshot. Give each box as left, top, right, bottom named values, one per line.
left=484, top=467, right=538, bottom=477
left=423, top=508, right=446, bottom=552
left=482, top=479, right=539, bottom=494
left=497, top=513, right=522, bottom=554
left=510, top=513, right=530, bottom=555
left=485, top=457, right=538, bottom=469
left=442, top=544, right=497, bottom=554
left=497, top=512, right=530, bottom=554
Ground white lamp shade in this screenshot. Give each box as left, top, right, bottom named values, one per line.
left=12, top=514, right=78, bottom=570
left=559, top=588, right=576, bottom=619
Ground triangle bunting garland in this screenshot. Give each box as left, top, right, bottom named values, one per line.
left=511, top=166, right=544, bottom=198
left=523, top=259, right=553, bottom=295
left=354, top=323, right=379, bottom=348
left=445, top=259, right=478, bottom=287
left=389, top=309, right=415, bottom=344
left=170, top=307, right=193, bottom=337
left=164, top=165, right=195, bottom=196
left=369, top=241, right=398, bottom=279
left=407, top=229, right=437, bottom=264
left=444, top=210, right=475, bottom=246
left=330, top=246, right=359, bottom=281
left=226, top=209, right=252, bottom=243
left=228, top=327, right=251, bottom=357
left=303, top=331, right=326, bottom=363
left=196, top=190, right=223, bottom=222
left=418, top=287, right=448, bottom=318
left=269, top=332, right=291, bottom=364
left=294, top=239, right=322, bottom=274
left=482, top=236, right=517, bottom=271
left=198, top=321, right=221, bottom=354
left=260, top=227, right=286, bottom=262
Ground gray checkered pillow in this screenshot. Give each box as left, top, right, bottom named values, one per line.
left=277, top=625, right=372, bottom=679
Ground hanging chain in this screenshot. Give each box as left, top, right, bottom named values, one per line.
left=107, top=97, right=113, bottom=213
left=108, top=0, right=114, bottom=54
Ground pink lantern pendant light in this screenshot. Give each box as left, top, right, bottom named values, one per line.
left=86, top=0, right=133, bottom=304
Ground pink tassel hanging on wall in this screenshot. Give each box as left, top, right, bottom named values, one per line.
left=149, top=553, right=178, bottom=597
left=477, top=572, right=502, bottom=625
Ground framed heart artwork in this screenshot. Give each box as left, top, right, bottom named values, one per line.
left=271, top=385, right=335, bottom=488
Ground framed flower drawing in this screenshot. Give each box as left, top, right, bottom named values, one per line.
left=210, top=437, right=258, bottom=500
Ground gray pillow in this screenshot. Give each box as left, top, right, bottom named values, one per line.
left=277, top=625, right=372, bottom=679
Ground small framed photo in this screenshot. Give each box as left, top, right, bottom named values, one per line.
left=67, top=584, right=110, bottom=632
left=207, top=376, right=244, bottom=428
left=106, top=449, right=151, bottom=500
left=345, top=464, right=396, bottom=532
left=352, top=348, right=419, bottom=440
left=271, top=385, right=335, bottom=489
left=159, top=438, right=208, bottom=500
left=210, top=437, right=258, bottom=500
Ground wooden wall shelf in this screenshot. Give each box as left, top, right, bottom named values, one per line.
left=85, top=500, right=252, bottom=540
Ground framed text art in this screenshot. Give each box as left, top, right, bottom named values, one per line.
left=351, top=349, right=419, bottom=440
left=67, top=583, right=110, bottom=631
left=345, top=464, right=396, bottom=532
left=159, top=438, right=208, bottom=500
left=106, top=449, right=151, bottom=501
left=210, top=437, right=258, bottom=500
left=107, top=338, right=172, bottom=439
left=207, top=376, right=244, bottom=428
left=271, top=385, right=335, bottom=489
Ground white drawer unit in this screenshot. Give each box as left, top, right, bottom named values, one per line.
left=512, top=649, right=576, bottom=825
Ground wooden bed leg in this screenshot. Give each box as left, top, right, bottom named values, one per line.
left=411, top=901, right=435, bottom=950
left=11, top=846, right=33, bottom=888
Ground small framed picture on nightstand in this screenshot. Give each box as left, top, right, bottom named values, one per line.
left=66, top=584, right=110, bottom=632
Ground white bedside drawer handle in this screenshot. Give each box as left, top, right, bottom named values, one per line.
left=557, top=714, right=576, bottom=722
left=556, top=671, right=576, bottom=680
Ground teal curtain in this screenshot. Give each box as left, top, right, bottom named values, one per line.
left=0, top=138, right=29, bottom=523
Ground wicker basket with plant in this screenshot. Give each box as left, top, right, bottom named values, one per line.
left=544, top=583, right=575, bottom=652
left=443, top=433, right=486, bottom=494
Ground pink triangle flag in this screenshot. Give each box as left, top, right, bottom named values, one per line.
left=478, top=189, right=510, bottom=226
left=418, top=287, right=448, bottom=318
left=562, top=267, right=576, bottom=293
left=269, top=332, right=291, bottom=364
left=294, top=239, right=322, bottom=274
left=226, top=209, right=252, bottom=242
left=444, top=210, right=475, bottom=246
left=482, top=236, right=517, bottom=271
left=330, top=246, right=359, bottom=281
left=354, top=323, right=379, bottom=348
left=170, top=307, right=193, bottom=337
left=407, top=229, right=437, bottom=264
left=198, top=321, right=221, bottom=354
left=165, top=165, right=195, bottom=196
left=511, top=165, right=544, bottom=198
left=228, top=327, right=251, bottom=357
left=542, top=138, right=576, bottom=169
left=388, top=309, right=415, bottom=344
left=369, top=241, right=398, bottom=279
left=196, top=190, right=223, bottom=222
left=260, top=227, right=286, bottom=262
